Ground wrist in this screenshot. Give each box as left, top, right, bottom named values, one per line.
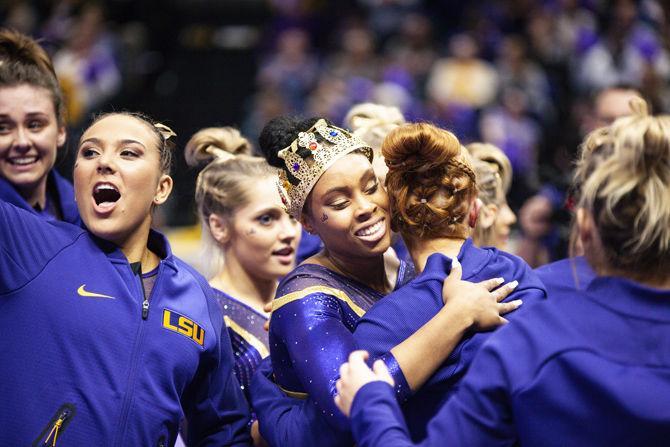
left=440, top=302, right=474, bottom=331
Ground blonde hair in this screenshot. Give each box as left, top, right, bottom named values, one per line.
left=466, top=142, right=512, bottom=193
left=383, top=123, right=477, bottom=242
left=579, top=97, right=670, bottom=279
left=344, top=103, right=406, bottom=151
left=185, top=127, right=275, bottom=276
left=467, top=143, right=513, bottom=247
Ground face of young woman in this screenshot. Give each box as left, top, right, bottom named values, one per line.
left=305, top=152, right=391, bottom=260
left=227, top=176, right=301, bottom=281
left=74, top=114, right=172, bottom=247
left=0, top=84, right=65, bottom=196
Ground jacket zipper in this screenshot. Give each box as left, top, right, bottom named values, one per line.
left=131, top=262, right=150, bottom=320
left=112, top=262, right=164, bottom=446
left=32, top=404, right=76, bottom=447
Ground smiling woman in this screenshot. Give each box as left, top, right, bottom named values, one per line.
left=249, top=117, right=520, bottom=447
left=0, top=112, right=252, bottom=446
left=0, top=28, right=77, bottom=223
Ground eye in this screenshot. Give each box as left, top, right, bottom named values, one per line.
left=79, top=147, right=99, bottom=158
left=257, top=214, right=275, bottom=226
left=0, top=122, right=10, bottom=134
left=27, top=120, right=45, bottom=131
left=365, top=181, right=379, bottom=194
left=328, top=200, right=349, bottom=210
left=120, top=148, right=139, bottom=158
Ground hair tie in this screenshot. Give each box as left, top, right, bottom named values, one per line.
left=205, top=146, right=236, bottom=162
left=154, top=123, right=177, bottom=142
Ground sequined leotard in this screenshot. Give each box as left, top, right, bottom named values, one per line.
left=267, top=262, right=414, bottom=434
left=214, top=288, right=269, bottom=404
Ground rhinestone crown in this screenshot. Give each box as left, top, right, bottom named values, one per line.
left=276, top=119, right=372, bottom=218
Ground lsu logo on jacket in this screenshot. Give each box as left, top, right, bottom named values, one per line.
left=162, top=309, right=205, bottom=346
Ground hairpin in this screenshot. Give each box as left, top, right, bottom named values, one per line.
left=154, top=123, right=177, bottom=142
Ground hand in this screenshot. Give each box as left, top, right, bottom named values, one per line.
left=442, top=259, right=521, bottom=331
left=334, top=351, right=394, bottom=417
left=263, top=302, right=272, bottom=332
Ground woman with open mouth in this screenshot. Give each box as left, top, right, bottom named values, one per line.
left=0, top=112, right=251, bottom=446
left=0, top=29, right=79, bottom=224
left=185, top=125, right=301, bottom=445
left=249, top=116, right=521, bottom=446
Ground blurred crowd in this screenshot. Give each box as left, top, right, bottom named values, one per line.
left=3, top=0, right=669, bottom=266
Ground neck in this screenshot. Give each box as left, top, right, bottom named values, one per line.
left=321, top=248, right=392, bottom=294
left=17, top=177, right=48, bottom=210
left=407, top=236, right=467, bottom=272
left=210, top=253, right=277, bottom=314
left=119, top=219, right=158, bottom=272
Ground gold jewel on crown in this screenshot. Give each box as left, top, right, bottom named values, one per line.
left=276, top=119, right=372, bottom=218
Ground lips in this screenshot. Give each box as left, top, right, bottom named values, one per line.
left=272, top=246, right=294, bottom=256
left=272, top=246, right=295, bottom=265
left=92, top=182, right=121, bottom=213
left=354, top=218, right=387, bottom=243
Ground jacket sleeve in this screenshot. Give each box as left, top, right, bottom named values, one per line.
left=0, top=200, right=79, bottom=294
left=350, top=337, right=517, bottom=447
left=182, top=291, right=252, bottom=446
left=250, top=358, right=351, bottom=447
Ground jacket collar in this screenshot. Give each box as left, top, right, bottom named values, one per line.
left=414, top=238, right=492, bottom=283
left=586, top=276, right=670, bottom=322
left=92, top=228, right=177, bottom=272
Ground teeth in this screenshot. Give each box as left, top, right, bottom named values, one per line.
left=95, top=184, right=118, bottom=192
left=10, top=157, right=37, bottom=165
left=357, top=220, right=383, bottom=237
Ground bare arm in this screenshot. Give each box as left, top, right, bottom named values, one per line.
left=389, top=260, right=520, bottom=391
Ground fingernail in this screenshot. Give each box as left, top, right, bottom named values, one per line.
left=495, top=277, right=504, bottom=285
left=513, top=299, right=523, bottom=307
left=508, top=280, right=519, bottom=289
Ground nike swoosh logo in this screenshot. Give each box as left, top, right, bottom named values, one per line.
left=77, top=285, right=115, bottom=299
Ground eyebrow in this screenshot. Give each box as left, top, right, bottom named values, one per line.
left=79, top=137, right=146, bottom=149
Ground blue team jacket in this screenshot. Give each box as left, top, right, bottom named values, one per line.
left=354, top=238, right=547, bottom=441
left=350, top=275, right=670, bottom=447
left=0, top=201, right=251, bottom=446
left=0, top=169, right=81, bottom=225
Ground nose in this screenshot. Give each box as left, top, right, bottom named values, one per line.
left=354, top=195, right=376, bottom=222
left=13, top=127, right=31, bottom=152
left=503, top=204, right=517, bottom=225
left=96, top=151, right=116, bottom=175
left=278, top=216, right=299, bottom=242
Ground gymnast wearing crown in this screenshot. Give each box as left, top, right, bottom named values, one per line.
left=250, top=117, right=518, bottom=446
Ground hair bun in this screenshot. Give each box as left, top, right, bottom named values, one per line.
left=184, top=127, right=252, bottom=168
left=0, top=28, right=56, bottom=77
left=382, top=122, right=462, bottom=172
left=258, top=116, right=320, bottom=168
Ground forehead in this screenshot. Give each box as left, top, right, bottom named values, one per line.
left=312, top=153, right=373, bottom=193
left=243, top=176, right=282, bottom=208
left=0, top=84, right=55, bottom=115
left=595, top=90, right=637, bottom=117
left=82, top=114, right=158, bottom=147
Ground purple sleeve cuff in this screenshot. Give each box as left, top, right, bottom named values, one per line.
left=379, top=352, right=412, bottom=402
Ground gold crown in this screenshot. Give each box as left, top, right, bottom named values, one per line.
left=276, top=119, right=372, bottom=218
